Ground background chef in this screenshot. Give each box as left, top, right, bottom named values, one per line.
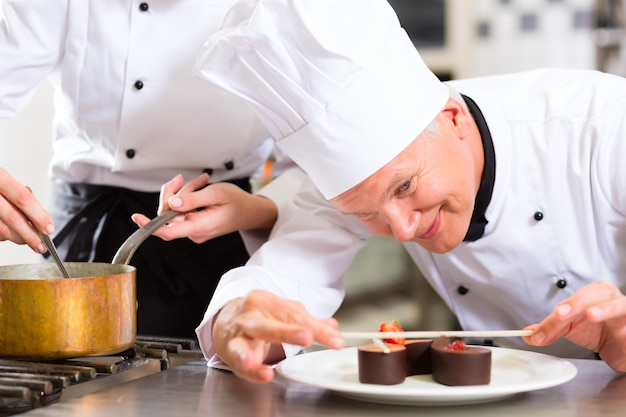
left=0, top=0, right=303, bottom=338
left=138, top=0, right=626, bottom=382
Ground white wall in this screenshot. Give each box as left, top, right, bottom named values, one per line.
left=0, top=82, right=54, bottom=265
left=421, top=0, right=597, bottom=79
left=470, top=0, right=596, bottom=77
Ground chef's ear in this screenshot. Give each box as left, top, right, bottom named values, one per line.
left=440, top=97, right=473, bottom=138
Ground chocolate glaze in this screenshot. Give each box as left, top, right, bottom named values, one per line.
left=431, top=340, right=492, bottom=386
left=358, top=343, right=407, bottom=385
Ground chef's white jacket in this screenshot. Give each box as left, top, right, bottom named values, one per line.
left=0, top=0, right=287, bottom=193
left=198, top=68, right=626, bottom=362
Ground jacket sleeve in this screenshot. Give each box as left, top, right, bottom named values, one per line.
left=595, top=78, right=626, bottom=215
left=0, top=0, right=67, bottom=117
left=196, top=174, right=371, bottom=359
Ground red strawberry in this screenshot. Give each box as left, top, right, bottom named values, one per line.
left=446, top=340, right=467, bottom=351
left=378, top=320, right=405, bottom=345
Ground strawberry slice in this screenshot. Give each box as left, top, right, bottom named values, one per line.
left=378, top=320, right=405, bottom=345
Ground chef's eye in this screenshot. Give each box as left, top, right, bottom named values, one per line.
left=354, top=212, right=374, bottom=220
left=397, top=179, right=412, bottom=194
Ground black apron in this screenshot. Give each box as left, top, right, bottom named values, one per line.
left=49, top=179, right=251, bottom=338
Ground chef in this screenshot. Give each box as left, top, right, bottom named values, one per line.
left=136, top=0, right=626, bottom=381
left=0, top=0, right=303, bottom=338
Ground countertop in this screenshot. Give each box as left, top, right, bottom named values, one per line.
left=21, top=354, right=626, bottom=417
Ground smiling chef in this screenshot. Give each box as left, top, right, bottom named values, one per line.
left=161, top=0, right=626, bottom=383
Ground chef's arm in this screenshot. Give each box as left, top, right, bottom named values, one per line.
left=240, top=166, right=307, bottom=254
left=0, top=2, right=67, bottom=250
left=0, top=0, right=67, bottom=118
left=196, top=176, right=371, bottom=382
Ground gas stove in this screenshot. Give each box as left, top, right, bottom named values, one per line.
left=0, top=336, right=204, bottom=416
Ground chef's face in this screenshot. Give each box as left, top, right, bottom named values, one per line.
left=331, top=98, right=483, bottom=254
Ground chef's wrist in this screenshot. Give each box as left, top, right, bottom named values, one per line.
left=243, top=194, right=277, bottom=231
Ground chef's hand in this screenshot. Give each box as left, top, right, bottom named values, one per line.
left=131, top=173, right=278, bottom=243
left=212, top=290, right=345, bottom=383
left=524, top=280, right=626, bottom=372
left=0, top=168, right=53, bottom=254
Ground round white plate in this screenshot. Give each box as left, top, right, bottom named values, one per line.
left=276, top=346, right=577, bottom=406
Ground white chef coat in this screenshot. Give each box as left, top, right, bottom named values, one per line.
left=197, top=68, right=626, bottom=361
left=0, top=0, right=278, bottom=191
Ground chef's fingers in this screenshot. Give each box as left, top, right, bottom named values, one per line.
left=0, top=199, right=45, bottom=252
left=130, top=212, right=188, bottom=241
left=0, top=173, right=51, bottom=252
left=225, top=337, right=276, bottom=383
left=176, top=172, right=210, bottom=195
left=157, top=173, right=210, bottom=214
left=553, top=280, right=623, bottom=322
left=129, top=213, right=151, bottom=228
left=527, top=281, right=623, bottom=346
left=584, top=288, right=626, bottom=323
left=238, top=291, right=345, bottom=349
left=156, top=174, right=185, bottom=214
left=0, top=176, right=52, bottom=234
left=167, top=181, right=226, bottom=213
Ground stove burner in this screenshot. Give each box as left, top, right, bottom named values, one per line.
left=0, top=336, right=202, bottom=416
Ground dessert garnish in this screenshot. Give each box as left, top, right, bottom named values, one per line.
left=446, top=340, right=467, bottom=351
left=378, top=320, right=406, bottom=345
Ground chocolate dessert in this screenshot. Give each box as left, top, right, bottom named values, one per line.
left=358, top=342, right=407, bottom=385
left=431, top=339, right=492, bottom=386
left=405, top=339, right=432, bottom=376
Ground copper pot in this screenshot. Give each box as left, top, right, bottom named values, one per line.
left=0, top=262, right=136, bottom=359
left=0, top=210, right=178, bottom=359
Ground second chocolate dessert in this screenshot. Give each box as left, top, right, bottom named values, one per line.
left=405, top=339, right=433, bottom=376
left=431, top=339, right=492, bottom=386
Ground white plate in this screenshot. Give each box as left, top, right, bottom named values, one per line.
left=276, top=346, right=577, bottom=406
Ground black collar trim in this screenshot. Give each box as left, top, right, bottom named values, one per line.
left=461, top=94, right=496, bottom=242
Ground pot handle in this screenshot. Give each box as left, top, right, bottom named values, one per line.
left=111, top=210, right=179, bottom=265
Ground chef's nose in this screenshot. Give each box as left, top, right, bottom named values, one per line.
left=384, top=206, right=421, bottom=242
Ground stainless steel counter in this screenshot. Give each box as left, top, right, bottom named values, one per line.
left=21, top=355, right=626, bottom=417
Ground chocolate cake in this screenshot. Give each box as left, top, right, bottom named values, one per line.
left=431, top=340, right=492, bottom=386
left=405, top=339, right=432, bottom=376
left=357, top=342, right=407, bottom=385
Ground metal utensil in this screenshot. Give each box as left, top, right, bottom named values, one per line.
left=26, top=218, right=71, bottom=279
left=37, top=231, right=71, bottom=279
left=22, top=186, right=71, bottom=278
left=111, top=210, right=179, bottom=265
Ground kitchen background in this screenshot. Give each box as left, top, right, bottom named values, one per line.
left=0, top=0, right=623, bottom=332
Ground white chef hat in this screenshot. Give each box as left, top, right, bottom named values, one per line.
left=195, top=0, right=449, bottom=199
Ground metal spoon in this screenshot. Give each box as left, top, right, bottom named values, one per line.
left=27, top=219, right=71, bottom=279
left=38, top=231, right=71, bottom=278
left=23, top=186, right=71, bottom=278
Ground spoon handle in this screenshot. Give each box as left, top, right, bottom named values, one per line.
left=23, top=186, right=71, bottom=278
left=39, top=232, right=72, bottom=278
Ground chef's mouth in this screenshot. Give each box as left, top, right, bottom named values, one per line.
left=417, top=211, right=441, bottom=240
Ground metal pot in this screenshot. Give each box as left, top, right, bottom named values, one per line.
left=0, top=262, right=135, bottom=359
left=0, top=210, right=177, bottom=360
